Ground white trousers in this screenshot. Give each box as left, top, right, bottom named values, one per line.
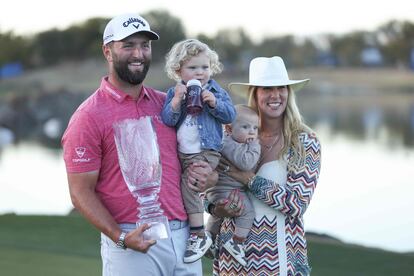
left=101, top=221, right=202, bottom=276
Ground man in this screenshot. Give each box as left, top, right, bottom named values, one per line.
left=62, top=13, right=211, bottom=275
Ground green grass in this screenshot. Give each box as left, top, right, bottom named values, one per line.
left=0, top=214, right=99, bottom=257
left=0, top=248, right=100, bottom=276
left=308, top=240, right=414, bottom=275
left=0, top=214, right=413, bottom=276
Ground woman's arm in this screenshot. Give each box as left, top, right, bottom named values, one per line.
left=249, top=133, right=321, bottom=217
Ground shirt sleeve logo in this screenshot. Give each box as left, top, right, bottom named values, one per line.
left=75, top=147, right=86, bottom=158
left=73, top=147, right=90, bottom=163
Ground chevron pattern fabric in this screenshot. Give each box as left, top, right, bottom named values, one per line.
left=212, top=132, right=321, bottom=276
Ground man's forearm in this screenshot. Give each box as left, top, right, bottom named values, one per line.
left=70, top=185, right=156, bottom=252
left=70, top=184, right=121, bottom=243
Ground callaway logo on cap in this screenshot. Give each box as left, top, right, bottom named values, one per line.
left=103, top=13, right=159, bottom=45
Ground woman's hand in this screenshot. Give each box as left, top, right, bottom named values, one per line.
left=217, top=157, right=255, bottom=186
left=212, top=189, right=244, bottom=218
left=187, top=160, right=217, bottom=192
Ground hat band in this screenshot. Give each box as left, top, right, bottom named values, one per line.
left=249, top=78, right=297, bottom=87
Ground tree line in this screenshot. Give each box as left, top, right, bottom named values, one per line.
left=1, top=10, right=413, bottom=70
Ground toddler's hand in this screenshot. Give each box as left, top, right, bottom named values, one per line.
left=201, top=90, right=216, bottom=108
left=171, top=83, right=187, bottom=111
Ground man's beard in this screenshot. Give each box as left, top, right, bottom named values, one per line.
left=113, top=54, right=151, bottom=85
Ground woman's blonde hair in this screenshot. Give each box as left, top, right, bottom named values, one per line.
left=165, top=39, right=223, bottom=82
left=248, top=86, right=314, bottom=169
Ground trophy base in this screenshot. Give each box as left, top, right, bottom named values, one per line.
left=136, top=216, right=170, bottom=240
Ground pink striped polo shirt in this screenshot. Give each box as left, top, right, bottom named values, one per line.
left=62, top=77, right=186, bottom=223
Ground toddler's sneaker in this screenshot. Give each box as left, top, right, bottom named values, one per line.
left=183, top=233, right=213, bottom=263
left=223, top=237, right=247, bottom=266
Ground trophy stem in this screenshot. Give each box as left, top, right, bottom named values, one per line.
left=136, top=202, right=170, bottom=240
left=138, top=202, right=164, bottom=219
left=135, top=187, right=170, bottom=240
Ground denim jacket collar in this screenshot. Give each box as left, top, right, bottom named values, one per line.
left=204, top=79, right=222, bottom=93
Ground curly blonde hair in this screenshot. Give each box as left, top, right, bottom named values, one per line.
left=248, top=86, right=314, bottom=169
left=165, top=39, right=223, bottom=82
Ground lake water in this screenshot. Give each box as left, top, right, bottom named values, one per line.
left=0, top=89, right=413, bottom=253
left=0, top=144, right=70, bottom=215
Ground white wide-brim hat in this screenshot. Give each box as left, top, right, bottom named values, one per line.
left=103, top=13, right=159, bottom=45
left=229, top=56, right=309, bottom=95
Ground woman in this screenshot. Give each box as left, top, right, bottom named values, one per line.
left=205, top=56, right=322, bottom=275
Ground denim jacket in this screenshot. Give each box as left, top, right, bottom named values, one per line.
left=161, top=79, right=236, bottom=151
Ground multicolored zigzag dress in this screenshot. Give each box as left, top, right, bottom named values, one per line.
left=212, top=132, right=321, bottom=276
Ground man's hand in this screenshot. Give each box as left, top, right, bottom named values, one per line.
left=124, top=224, right=156, bottom=253
left=187, top=160, right=217, bottom=192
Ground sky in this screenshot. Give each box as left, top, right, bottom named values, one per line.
left=1, top=0, right=412, bottom=41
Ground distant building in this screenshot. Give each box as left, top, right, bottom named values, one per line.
left=0, top=126, right=14, bottom=148
left=0, top=62, right=23, bottom=79
left=410, top=48, right=414, bottom=71
left=316, top=51, right=338, bottom=67
left=361, top=47, right=383, bottom=67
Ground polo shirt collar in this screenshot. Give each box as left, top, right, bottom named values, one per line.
left=100, top=77, right=150, bottom=103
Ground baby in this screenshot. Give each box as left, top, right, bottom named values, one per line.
left=206, top=104, right=260, bottom=266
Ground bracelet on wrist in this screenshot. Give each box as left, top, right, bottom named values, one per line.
left=247, top=175, right=256, bottom=188
left=116, top=231, right=127, bottom=250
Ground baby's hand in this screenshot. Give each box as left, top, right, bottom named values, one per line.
left=201, top=90, right=216, bottom=108
left=246, top=137, right=254, bottom=143
left=171, top=83, right=186, bottom=111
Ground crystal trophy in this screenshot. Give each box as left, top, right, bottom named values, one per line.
left=113, top=116, right=170, bottom=240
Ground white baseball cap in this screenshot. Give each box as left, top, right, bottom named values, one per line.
left=103, top=13, right=159, bottom=45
